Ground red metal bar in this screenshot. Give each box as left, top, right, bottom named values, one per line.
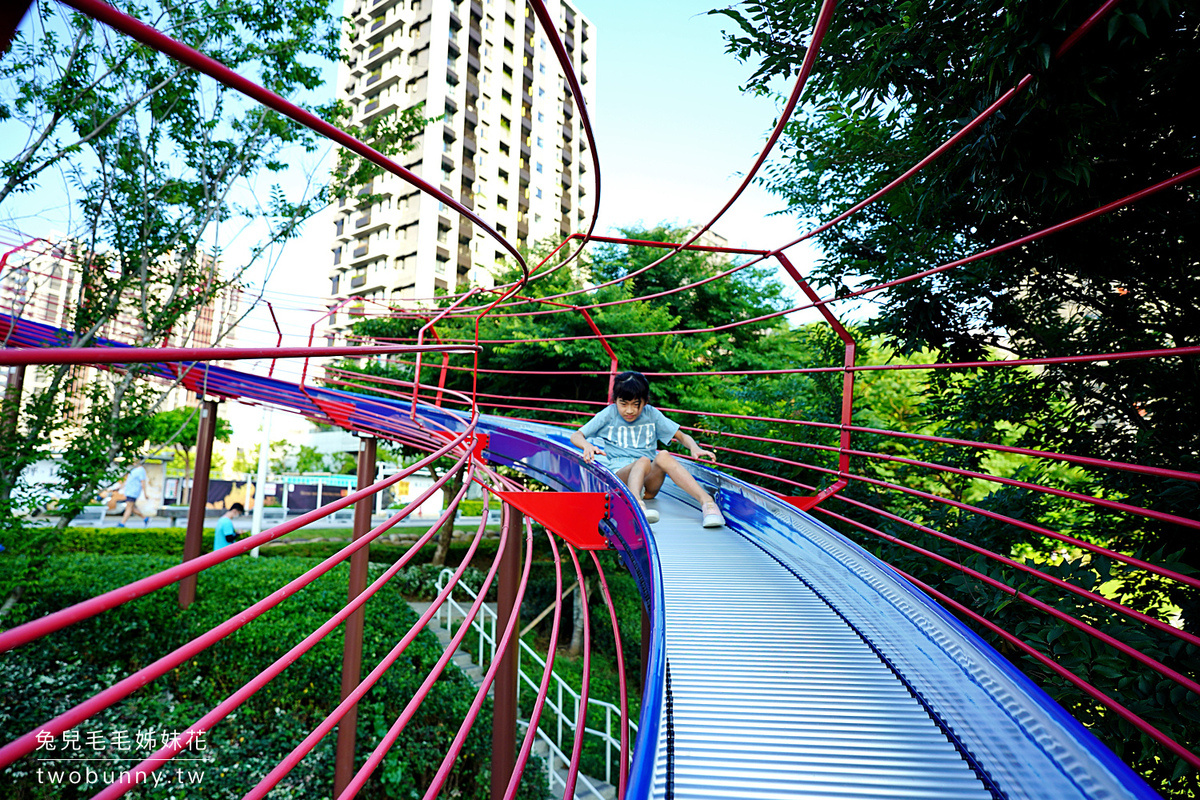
left=774, top=0, right=1122, bottom=256
left=0, top=432, right=473, bottom=656
left=0, top=340, right=477, bottom=366
left=245, top=473, right=488, bottom=800
left=896, top=569, right=1200, bottom=771
left=561, top=544, right=592, bottom=800
left=812, top=506, right=1200, bottom=696
left=412, top=288, right=481, bottom=416
left=425, top=507, right=537, bottom=800
left=828, top=490, right=1200, bottom=649
left=525, top=0, right=600, bottom=278
left=336, top=507, right=505, bottom=800
left=89, top=470, right=470, bottom=799
left=1, top=456, right=474, bottom=775
left=698, top=436, right=1200, bottom=590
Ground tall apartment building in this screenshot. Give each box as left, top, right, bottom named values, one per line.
left=326, top=0, right=595, bottom=329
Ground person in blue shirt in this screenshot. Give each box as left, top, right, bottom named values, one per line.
left=118, top=464, right=148, bottom=527
left=570, top=371, right=725, bottom=527
left=213, top=502, right=245, bottom=552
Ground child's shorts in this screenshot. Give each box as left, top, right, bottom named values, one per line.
left=597, top=453, right=655, bottom=474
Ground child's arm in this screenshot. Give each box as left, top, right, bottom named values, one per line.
left=672, top=429, right=716, bottom=462
left=570, top=430, right=605, bottom=463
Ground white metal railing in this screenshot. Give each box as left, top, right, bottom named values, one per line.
left=435, top=568, right=636, bottom=792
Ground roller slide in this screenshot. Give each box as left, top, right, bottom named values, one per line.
left=0, top=314, right=1159, bottom=800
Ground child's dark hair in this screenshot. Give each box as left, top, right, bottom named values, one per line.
left=230, top=502, right=246, bottom=514
left=612, top=371, right=650, bottom=403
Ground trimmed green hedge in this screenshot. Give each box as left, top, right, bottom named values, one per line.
left=0, top=554, right=546, bottom=799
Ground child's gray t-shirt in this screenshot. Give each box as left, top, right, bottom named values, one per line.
left=578, top=404, right=680, bottom=468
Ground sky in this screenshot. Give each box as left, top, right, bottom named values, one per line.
left=1, top=0, right=834, bottom=367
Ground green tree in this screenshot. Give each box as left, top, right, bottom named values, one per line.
left=348, top=227, right=798, bottom=421
left=145, top=406, right=234, bottom=481
left=712, top=1, right=1200, bottom=790
left=0, top=0, right=428, bottom=551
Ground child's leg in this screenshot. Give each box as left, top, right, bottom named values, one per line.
left=615, top=457, right=654, bottom=499
left=616, top=458, right=659, bottom=522
left=643, top=452, right=713, bottom=507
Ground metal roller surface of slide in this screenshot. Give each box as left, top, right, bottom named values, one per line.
left=646, top=492, right=990, bottom=800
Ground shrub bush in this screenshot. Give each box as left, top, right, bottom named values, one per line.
left=0, top=554, right=546, bottom=799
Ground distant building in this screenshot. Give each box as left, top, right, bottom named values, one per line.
left=0, top=238, right=242, bottom=430
left=324, top=0, right=595, bottom=336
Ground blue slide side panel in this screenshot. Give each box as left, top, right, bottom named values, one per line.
left=702, top=470, right=1159, bottom=800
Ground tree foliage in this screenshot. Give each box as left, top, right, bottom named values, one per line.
left=711, top=1, right=1199, bottom=791
left=345, top=227, right=800, bottom=421
left=0, top=1, right=426, bottom=528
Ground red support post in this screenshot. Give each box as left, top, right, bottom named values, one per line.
left=491, top=507, right=523, bottom=800
left=178, top=398, right=219, bottom=610
left=334, top=435, right=377, bottom=797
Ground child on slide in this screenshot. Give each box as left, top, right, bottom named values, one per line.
left=569, top=371, right=725, bottom=528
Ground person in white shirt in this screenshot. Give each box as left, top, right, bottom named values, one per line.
left=118, top=464, right=149, bottom=527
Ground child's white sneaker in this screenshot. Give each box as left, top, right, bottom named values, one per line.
left=701, top=500, right=725, bottom=528
left=638, top=500, right=659, bottom=524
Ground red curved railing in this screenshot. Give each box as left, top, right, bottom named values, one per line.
left=1, top=0, right=1197, bottom=794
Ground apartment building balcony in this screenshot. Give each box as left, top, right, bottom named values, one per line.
left=350, top=272, right=368, bottom=289
left=436, top=246, right=451, bottom=263
left=517, top=220, right=529, bottom=239
left=470, top=0, right=482, bottom=17
left=365, top=43, right=389, bottom=69
left=352, top=243, right=370, bottom=260
left=562, top=123, right=573, bottom=141
left=519, top=167, right=530, bottom=185
left=561, top=146, right=573, bottom=165
left=523, top=64, right=533, bottom=82
left=468, top=25, right=481, bottom=46
left=355, top=213, right=373, bottom=229
left=565, top=33, right=574, bottom=51
left=411, top=24, right=431, bottom=50
left=562, top=171, right=572, bottom=188
left=457, top=244, right=472, bottom=269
